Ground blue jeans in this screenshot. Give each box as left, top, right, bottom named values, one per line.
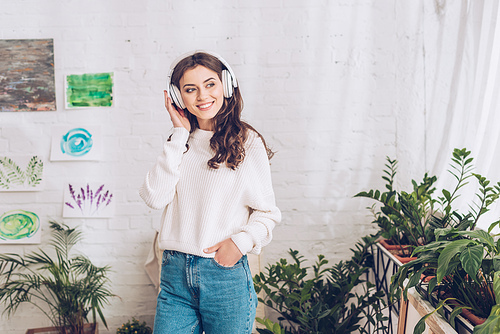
left=153, top=250, right=258, bottom=334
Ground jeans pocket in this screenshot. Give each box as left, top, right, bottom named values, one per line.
left=211, top=256, right=245, bottom=270
left=161, top=250, right=174, bottom=267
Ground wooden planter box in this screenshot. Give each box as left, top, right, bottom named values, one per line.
left=26, top=323, right=98, bottom=334
left=399, top=287, right=457, bottom=334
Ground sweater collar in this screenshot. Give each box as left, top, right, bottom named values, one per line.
left=190, top=128, right=214, bottom=140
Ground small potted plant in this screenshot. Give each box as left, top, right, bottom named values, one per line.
left=355, top=148, right=477, bottom=262
left=0, top=221, right=115, bottom=334
left=117, top=318, right=152, bottom=334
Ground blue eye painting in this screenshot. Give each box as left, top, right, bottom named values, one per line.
left=60, top=128, right=93, bottom=157
left=50, top=126, right=102, bottom=161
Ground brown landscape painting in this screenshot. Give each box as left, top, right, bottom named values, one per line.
left=0, top=39, right=56, bottom=112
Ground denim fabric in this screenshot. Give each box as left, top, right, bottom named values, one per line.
left=153, top=250, right=258, bottom=334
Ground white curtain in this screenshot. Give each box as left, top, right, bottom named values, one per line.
left=425, top=0, right=500, bottom=230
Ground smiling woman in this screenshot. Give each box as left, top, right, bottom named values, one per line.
left=178, top=65, right=224, bottom=130
left=139, top=51, right=281, bottom=334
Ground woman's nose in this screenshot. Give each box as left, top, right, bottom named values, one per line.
left=197, top=88, right=208, bottom=100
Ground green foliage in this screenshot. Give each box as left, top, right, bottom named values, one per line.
left=355, top=148, right=498, bottom=253
left=389, top=149, right=500, bottom=334
left=116, top=318, right=152, bottom=334
left=0, top=221, right=115, bottom=334
left=355, top=156, right=438, bottom=249
left=254, top=235, right=388, bottom=334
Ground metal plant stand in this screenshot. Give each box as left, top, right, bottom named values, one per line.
left=369, top=242, right=404, bottom=334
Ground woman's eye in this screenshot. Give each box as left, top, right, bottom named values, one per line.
left=185, top=88, right=195, bottom=93
left=207, top=82, right=215, bottom=88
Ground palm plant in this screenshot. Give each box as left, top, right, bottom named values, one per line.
left=0, top=221, right=115, bottom=334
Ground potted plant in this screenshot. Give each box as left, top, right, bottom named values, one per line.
left=117, top=318, right=152, bottom=334
left=0, top=221, right=115, bottom=334
left=355, top=157, right=437, bottom=262
left=253, top=235, right=388, bottom=334
left=391, top=150, right=500, bottom=333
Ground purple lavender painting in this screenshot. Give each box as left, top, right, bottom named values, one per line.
left=63, top=182, right=115, bottom=218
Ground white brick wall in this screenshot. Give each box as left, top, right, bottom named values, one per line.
left=0, top=0, right=457, bottom=332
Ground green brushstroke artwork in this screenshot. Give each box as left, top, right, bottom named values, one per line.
left=0, top=156, right=43, bottom=189
left=66, top=72, right=113, bottom=108
left=0, top=210, right=39, bottom=240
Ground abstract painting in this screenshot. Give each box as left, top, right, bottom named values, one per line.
left=0, top=155, right=44, bottom=191
left=0, top=39, right=56, bottom=112
left=63, top=182, right=115, bottom=218
left=65, top=72, right=113, bottom=108
left=50, top=126, right=102, bottom=161
left=0, top=209, right=41, bottom=244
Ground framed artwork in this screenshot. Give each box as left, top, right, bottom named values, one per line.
left=50, top=126, right=102, bottom=161
left=0, top=39, right=56, bottom=112
left=0, top=155, right=44, bottom=191
left=0, top=209, right=41, bottom=244
left=63, top=182, right=115, bottom=218
left=65, top=72, right=113, bottom=108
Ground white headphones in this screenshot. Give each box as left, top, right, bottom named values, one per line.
left=166, top=50, right=238, bottom=110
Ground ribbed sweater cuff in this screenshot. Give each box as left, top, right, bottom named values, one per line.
left=231, top=232, right=254, bottom=255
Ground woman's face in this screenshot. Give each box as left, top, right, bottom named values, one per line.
left=179, top=65, right=224, bottom=131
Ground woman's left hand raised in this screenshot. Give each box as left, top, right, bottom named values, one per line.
left=204, top=238, right=243, bottom=267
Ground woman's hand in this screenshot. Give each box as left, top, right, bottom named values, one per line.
left=164, top=90, right=191, bottom=132
left=204, top=238, right=243, bottom=267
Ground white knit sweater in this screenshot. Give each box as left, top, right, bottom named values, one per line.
left=139, top=127, right=281, bottom=257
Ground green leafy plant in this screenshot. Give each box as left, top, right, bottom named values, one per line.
left=355, top=148, right=481, bottom=255
left=0, top=221, right=115, bottom=334
left=253, top=236, right=388, bottom=334
left=355, top=157, right=438, bottom=251
left=116, top=318, right=152, bottom=334
left=390, top=149, right=500, bottom=334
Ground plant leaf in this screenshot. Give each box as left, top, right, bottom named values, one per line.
left=437, top=239, right=474, bottom=282
left=459, top=245, right=483, bottom=282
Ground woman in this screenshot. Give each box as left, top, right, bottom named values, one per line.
left=139, top=51, right=281, bottom=334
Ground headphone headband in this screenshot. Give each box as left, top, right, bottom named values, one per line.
left=166, top=50, right=238, bottom=109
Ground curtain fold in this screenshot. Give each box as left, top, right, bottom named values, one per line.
left=425, top=0, right=500, bottom=230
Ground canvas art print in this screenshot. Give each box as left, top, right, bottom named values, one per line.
left=0, top=209, right=41, bottom=244
left=65, top=72, right=113, bottom=108
left=50, top=126, right=102, bottom=161
left=0, top=39, right=56, bottom=112
left=63, top=182, right=115, bottom=218
left=0, top=155, right=44, bottom=191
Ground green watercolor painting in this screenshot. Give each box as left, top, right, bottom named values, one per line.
left=0, top=210, right=40, bottom=242
left=0, top=156, right=44, bottom=190
left=65, top=72, right=113, bottom=108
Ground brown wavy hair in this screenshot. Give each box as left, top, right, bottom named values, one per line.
left=171, top=52, right=274, bottom=169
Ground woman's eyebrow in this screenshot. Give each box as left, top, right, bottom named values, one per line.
left=183, top=77, right=216, bottom=88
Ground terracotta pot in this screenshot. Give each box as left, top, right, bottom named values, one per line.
left=378, top=239, right=411, bottom=251
left=446, top=296, right=487, bottom=326
left=384, top=244, right=416, bottom=263
left=461, top=308, right=486, bottom=326
left=392, top=252, right=417, bottom=263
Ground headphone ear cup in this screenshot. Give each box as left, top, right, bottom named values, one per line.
left=170, top=84, right=185, bottom=109
left=222, top=70, right=233, bottom=98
